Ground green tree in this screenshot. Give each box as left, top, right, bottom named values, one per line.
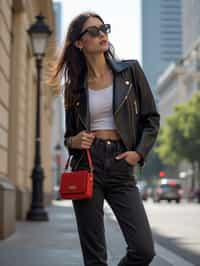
left=156, top=91, right=200, bottom=165
left=155, top=91, right=200, bottom=188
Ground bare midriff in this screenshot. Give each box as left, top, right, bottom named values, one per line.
left=91, top=129, right=121, bottom=140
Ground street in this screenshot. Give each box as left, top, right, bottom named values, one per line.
left=0, top=199, right=199, bottom=266
left=145, top=199, right=200, bottom=265
left=104, top=198, right=200, bottom=265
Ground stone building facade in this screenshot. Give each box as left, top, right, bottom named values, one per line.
left=157, top=41, right=200, bottom=125
left=0, top=0, right=57, bottom=239
left=182, top=0, right=200, bottom=56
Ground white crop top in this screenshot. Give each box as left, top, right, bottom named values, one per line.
left=88, top=84, right=117, bottom=131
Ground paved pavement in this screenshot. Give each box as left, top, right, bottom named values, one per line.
left=0, top=200, right=195, bottom=266
left=143, top=199, right=200, bottom=265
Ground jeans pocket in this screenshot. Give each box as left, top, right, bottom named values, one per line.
left=122, top=158, right=133, bottom=167
left=113, top=152, right=131, bottom=167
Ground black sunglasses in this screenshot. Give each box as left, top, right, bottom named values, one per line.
left=78, top=24, right=111, bottom=39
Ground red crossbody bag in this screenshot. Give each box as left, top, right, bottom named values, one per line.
left=59, top=149, right=94, bottom=200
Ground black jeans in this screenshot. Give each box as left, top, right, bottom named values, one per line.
left=72, top=137, right=156, bottom=266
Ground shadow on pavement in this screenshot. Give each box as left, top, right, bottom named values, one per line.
left=152, top=230, right=199, bottom=265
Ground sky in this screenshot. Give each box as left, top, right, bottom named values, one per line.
left=54, top=0, right=142, bottom=63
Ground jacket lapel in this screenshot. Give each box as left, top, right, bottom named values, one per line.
left=107, top=57, right=133, bottom=116
left=75, top=75, right=90, bottom=131
left=113, top=73, right=132, bottom=116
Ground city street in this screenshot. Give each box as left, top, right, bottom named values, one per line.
left=145, top=199, right=200, bottom=266
left=105, top=198, right=200, bottom=266
left=0, top=199, right=199, bottom=266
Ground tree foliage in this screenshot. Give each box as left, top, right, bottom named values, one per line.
left=155, top=91, right=200, bottom=166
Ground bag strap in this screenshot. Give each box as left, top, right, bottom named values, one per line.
left=86, top=149, right=93, bottom=171
left=65, top=154, right=72, bottom=170
left=65, top=149, right=93, bottom=172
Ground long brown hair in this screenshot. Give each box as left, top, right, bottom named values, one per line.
left=52, top=11, right=115, bottom=109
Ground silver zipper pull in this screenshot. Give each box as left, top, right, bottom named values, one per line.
left=134, top=100, right=138, bottom=114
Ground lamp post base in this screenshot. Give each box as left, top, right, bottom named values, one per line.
left=26, top=208, right=49, bottom=221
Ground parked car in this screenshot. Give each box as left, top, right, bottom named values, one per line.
left=153, top=178, right=183, bottom=203
left=137, top=181, right=149, bottom=201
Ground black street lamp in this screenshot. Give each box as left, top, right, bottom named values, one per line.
left=26, top=14, right=52, bottom=221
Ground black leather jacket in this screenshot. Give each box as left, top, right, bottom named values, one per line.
left=64, top=57, right=160, bottom=170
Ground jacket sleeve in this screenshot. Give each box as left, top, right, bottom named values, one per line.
left=64, top=107, right=78, bottom=156
left=132, top=60, right=160, bottom=166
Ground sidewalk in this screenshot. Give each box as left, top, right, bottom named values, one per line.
left=0, top=200, right=174, bottom=266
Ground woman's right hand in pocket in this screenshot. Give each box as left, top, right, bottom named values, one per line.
left=73, top=130, right=95, bottom=149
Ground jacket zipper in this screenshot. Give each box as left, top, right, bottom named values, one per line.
left=75, top=107, right=88, bottom=130
left=113, top=82, right=133, bottom=151
left=127, top=96, right=132, bottom=135
left=127, top=97, right=133, bottom=148
left=127, top=96, right=136, bottom=148
left=114, top=83, right=133, bottom=116
left=134, top=99, right=138, bottom=115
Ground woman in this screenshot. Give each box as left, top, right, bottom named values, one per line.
left=53, top=11, right=160, bottom=266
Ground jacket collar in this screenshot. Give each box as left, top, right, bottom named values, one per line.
left=106, top=57, right=133, bottom=73
left=81, top=57, right=132, bottom=88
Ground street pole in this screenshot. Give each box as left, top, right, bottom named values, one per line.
left=26, top=14, right=52, bottom=221
left=26, top=57, right=48, bottom=221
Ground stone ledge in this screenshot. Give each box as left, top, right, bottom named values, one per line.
left=0, top=175, right=15, bottom=191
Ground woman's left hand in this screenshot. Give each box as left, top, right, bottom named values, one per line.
left=115, top=151, right=141, bottom=166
